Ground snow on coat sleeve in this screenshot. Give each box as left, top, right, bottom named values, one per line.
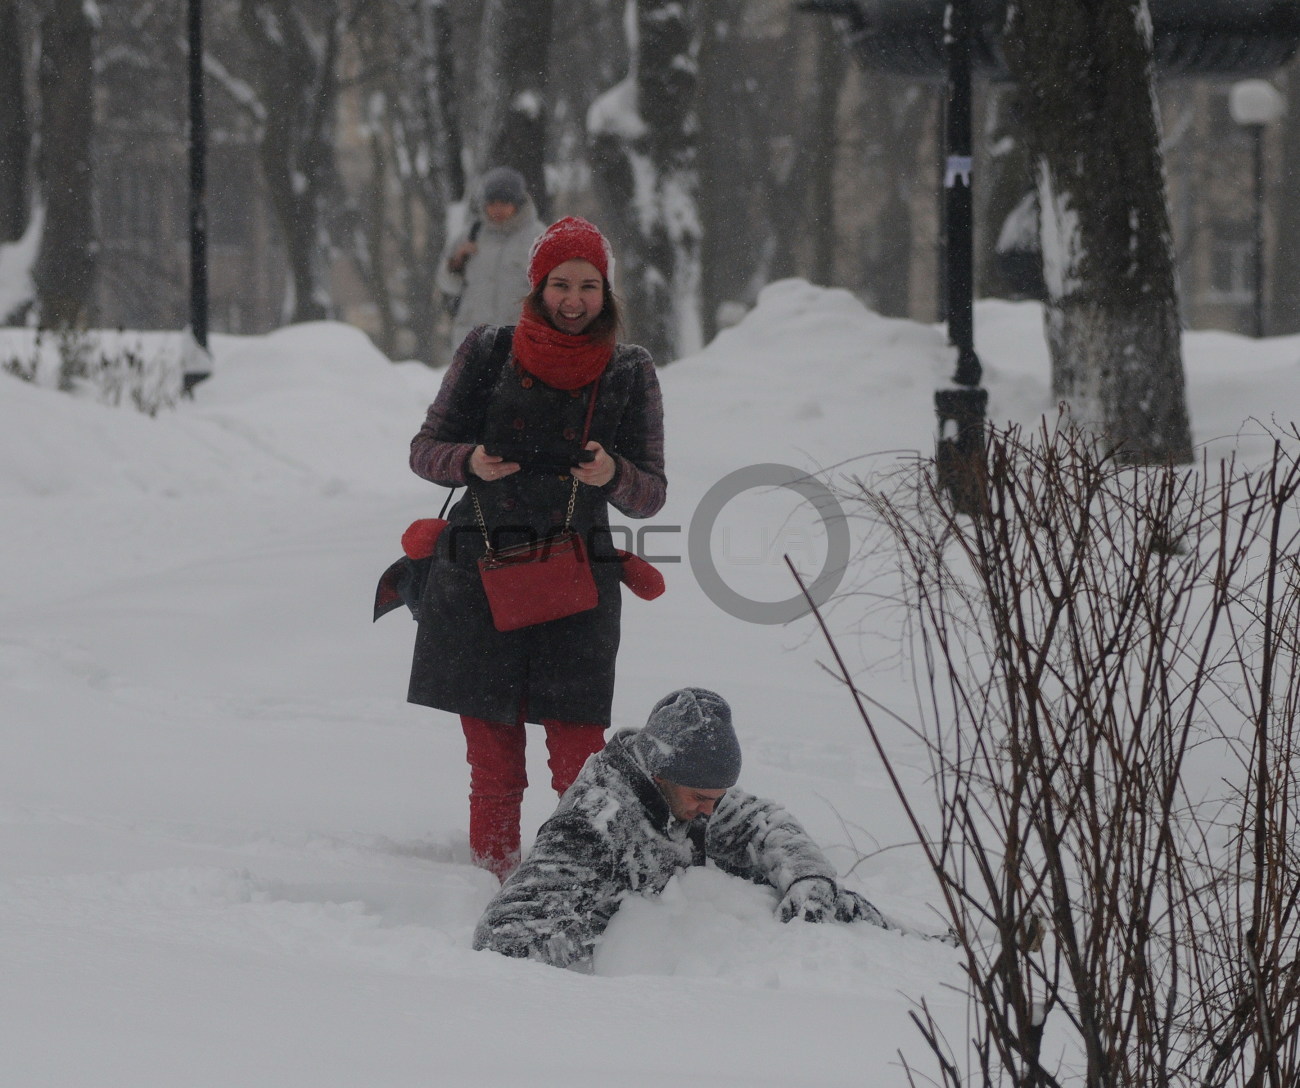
left=409, top=325, right=492, bottom=487
left=600, top=346, right=666, bottom=519
left=472, top=811, right=623, bottom=970
left=702, top=789, right=840, bottom=896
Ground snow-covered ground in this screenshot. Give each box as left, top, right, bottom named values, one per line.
left=3, top=282, right=1299, bottom=1086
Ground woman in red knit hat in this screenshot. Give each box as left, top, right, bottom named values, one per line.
left=407, top=216, right=667, bottom=881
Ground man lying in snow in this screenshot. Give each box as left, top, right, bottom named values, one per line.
left=473, top=686, right=888, bottom=969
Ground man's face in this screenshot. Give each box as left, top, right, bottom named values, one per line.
left=656, top=777, right=727, bottom=822
left=484, top=200, right=518, bottom=224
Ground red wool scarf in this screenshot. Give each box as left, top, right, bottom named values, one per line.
left=511, top=306, right=613, bottom=391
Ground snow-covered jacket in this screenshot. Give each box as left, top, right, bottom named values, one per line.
left=437, top=198, right=543, bottom=352
left=472, top=729, right=844, bottom=969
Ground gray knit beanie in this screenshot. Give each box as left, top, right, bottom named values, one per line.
left=481, top=166, right=528, bottom=207
left=635, top=688, right=741, bottom=789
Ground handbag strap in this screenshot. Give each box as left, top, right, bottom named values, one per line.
left=472, top=377, right=601, bottom=555
left=435, top=325, right=517, bottom=523
left=473, top=478, right=579, bottom=555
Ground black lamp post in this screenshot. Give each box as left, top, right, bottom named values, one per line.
left=798, top=0, right=987, bottom=512
left=804, top=0, right=1300, bottom=502
left=933, top=0, right=986, bottom=514
left=1229, top=79, right=1285, bottom=340
left=185, top=0, right=212, bottom=394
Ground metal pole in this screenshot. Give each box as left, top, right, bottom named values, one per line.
left=937, top=96, right=948, bottom=324
left=186, top=0, right=211, bottom=393
left=1252, top=123, right=1265, bottom=339
left=944, top=0, right=977, bottom=379
left=934, top=0, right=987, bottom=514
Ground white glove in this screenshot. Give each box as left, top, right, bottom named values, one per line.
left=833, top=887, right=888, bottom=927
left=778, top=877, right=838, bottom=923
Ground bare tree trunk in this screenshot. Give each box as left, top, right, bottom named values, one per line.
left=33, top=0, right=96, bottom=329
left=805, top=16, right=843, bottom=288
left=760, top=14, right=847, bottom=291
left=696, top=9, right=837, bottom=334
left=857, top=74, right=930, bottom=318
left=977, top=85, right=1043, bottom=301
left=697, top=0, right=759, bottom=338
left=350, top=125, right=398, bottom=358
left=1004, top=0, right=1192, bottom=464
left=589, top=0, right=701, bottom=363
left=237, top=0, right=341, bottom=325
left=1269, top=62, right=1300, bottom=335
left=0, top=0, right=30, bottom=245
left=476, top=0, right=553, bottom=219
left=396, top=0, right=462, bottom=362
left=433, top=0, right=467, bottom=206
left=343, top=0, right=464, bottom=363
left=696, top=0, right=742, bottom=336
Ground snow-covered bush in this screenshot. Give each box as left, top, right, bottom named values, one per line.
left=0, top=328, right=181, bottom=416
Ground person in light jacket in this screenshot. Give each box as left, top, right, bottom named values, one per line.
left=410, top=216, right=666, bottom=881
left=473, top=688, right=888, bottom=969
left=436, top=167, right=543, bottom=354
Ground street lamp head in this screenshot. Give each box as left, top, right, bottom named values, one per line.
left=1230, top=79, right=1286, bottom=127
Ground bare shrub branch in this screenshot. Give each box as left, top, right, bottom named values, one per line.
left=794, top=420, right=1300, bottom=1085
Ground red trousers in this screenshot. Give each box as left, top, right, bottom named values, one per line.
left=460, top=714, right=605, bottom=881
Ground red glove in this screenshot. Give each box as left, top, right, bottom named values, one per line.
left=615, top=550, right=665, bottom=600
left=401, top=518, right=448, bottom=559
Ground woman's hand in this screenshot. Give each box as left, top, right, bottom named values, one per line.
left=572, top=441, right=616, bottom=487
left=470, top=445, right=520, bottom=482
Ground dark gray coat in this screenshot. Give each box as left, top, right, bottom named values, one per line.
left=407, top=326, right=666, bottom=725
left=473, top=729, right=845, bottom=969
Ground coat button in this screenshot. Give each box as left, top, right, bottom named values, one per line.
left=502, top=498, right=517, bottom=511
left=563, top=427, right=577, bottom=440
left=513, top=418, right=525, bottom=430
left=521, top=376, right=533, bottom=388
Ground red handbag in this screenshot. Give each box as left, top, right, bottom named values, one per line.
left=472, top=380, right=600, bottom=632
left=475, top=519, right=598, bottom=631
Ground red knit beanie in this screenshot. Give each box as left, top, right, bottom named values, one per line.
left=527, top=216, right=612, bottom=289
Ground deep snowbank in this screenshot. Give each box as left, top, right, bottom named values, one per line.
left=3, top=282, right=1298, bottom=1086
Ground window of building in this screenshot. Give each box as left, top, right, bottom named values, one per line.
left=1207, top=229, right=1255, bottom=302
